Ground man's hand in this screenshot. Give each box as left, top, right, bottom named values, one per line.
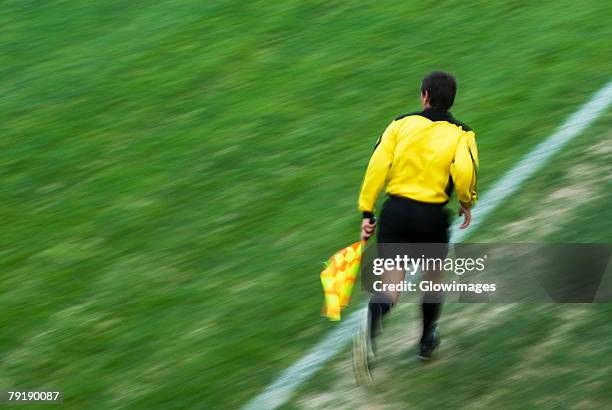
left=458, top=204, right=472, bottom=229
left=360, top=218, right=376, bottom=241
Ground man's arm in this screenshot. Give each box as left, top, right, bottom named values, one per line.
left=450, top=131, right=479, bottom=228
left=358, top=121, right=397, bottom=219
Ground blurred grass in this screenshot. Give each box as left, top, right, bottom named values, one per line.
left=0, top=0, right=611, bottom=408
left=473, top=111, right=612, bottom=243
left=288, top=112, right=612, bottom=409
left=289, top=304, right=612, bottom=409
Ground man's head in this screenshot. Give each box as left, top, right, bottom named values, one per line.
left=420, top=71, right=456, bottom=111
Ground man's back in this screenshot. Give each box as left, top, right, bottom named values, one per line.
left=358, top=108, right=478, bottom=214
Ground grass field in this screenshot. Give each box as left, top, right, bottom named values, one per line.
left=1, top=1, right=611, bottom=409
left=287, top=113, right=612, bottom=409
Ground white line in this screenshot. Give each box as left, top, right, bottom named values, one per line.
left=243, top=81, right=612, bottom=410
left=243, top=313, right=359, bottom=410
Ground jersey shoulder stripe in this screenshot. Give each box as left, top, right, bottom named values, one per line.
left=394, top=109, right=472, bottom=132
left=394, top=111, right=422, bottom=121
left=446, top=118, right=472, bottom=132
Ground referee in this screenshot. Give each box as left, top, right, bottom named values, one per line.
left=354, top=72, right=479, bottom=378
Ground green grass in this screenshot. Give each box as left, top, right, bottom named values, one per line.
left=1, top=1, right=611, bottom=408
left=473, top=111, right=612, bottom=243
left=290, top=304, right=612, bottom=409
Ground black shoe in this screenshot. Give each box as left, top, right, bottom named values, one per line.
left=418, top=326, right=440, bottom=361
left=352, top=308, right=376, bottom=385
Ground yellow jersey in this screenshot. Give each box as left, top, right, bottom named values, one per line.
left=359, top=108, right=478, bottom=217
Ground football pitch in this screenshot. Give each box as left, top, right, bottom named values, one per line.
left=1, top=1, right=611, bottom=409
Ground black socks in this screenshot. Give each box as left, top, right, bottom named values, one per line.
left=368, top=294, right=393, bottom=339
left=368, top=293, right=444, bottom=346
left=421, top=302, right=441, bottom=343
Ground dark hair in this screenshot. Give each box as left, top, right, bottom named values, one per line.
left=421, top=71, right=456, bottom=111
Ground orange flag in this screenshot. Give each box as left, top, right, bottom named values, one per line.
left=320, top=241, right=364, bottom=321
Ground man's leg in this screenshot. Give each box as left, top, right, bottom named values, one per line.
left=420, top=269, right=443, bottom=359
left=354, top=266, right=405, bottom=385
left=368, top=267, right=404, bottom=341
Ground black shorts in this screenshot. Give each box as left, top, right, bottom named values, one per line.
left=377, top=195, right=450, bottom=258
